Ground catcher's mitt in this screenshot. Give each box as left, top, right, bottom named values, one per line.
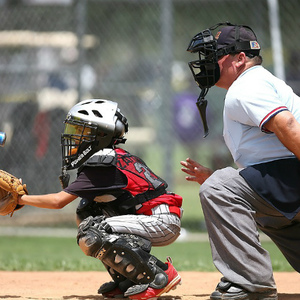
left=0, top=170, right=28, bottom=217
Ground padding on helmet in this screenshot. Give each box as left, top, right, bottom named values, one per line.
left=61, top=99, right=128, bottom=170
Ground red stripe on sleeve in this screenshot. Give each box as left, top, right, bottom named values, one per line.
left=259, top=106, right=288, bottom=129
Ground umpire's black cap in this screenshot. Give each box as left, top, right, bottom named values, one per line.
left=215, top=24, right=261, bottom=57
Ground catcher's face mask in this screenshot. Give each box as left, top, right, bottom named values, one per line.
left=61, top=117, right=98, bottom=170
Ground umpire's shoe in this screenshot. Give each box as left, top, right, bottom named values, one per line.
left=210, top=278, right=278, bottom=300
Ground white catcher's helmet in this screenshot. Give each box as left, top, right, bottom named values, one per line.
left=61, top=99, right=128, bottom=170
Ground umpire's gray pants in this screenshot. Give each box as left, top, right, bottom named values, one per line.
left=200, top=167, right=300, bottom=293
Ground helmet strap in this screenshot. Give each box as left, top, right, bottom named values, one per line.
left=113, top=137, right=127, bottom=146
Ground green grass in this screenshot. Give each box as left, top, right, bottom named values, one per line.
left=0, top=236, right=294, bottom=272
left=174, top=183, right=206, bottom=231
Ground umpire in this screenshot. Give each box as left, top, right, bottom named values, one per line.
left=181, top=22, right=300, bottom=300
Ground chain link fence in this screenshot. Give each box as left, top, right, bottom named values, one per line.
left=0, top=0, right=299, bottom=227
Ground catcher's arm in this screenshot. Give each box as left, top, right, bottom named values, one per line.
left=18, top=191, right=77, bottom=209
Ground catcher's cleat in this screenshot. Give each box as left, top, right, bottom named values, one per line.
left=124, top=259, right=181, bottom=300
left=101, top=288, right=125, bottom=299
left=98, top=281, right=125, bottom=298
left=210, top=278, right=278, bottom=300
left=99, top=279, right=134, bottom=299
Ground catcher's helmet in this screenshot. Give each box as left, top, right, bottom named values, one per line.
left=187, top=22, right=260, bottom=90
left=61, top=99, right=128, bottom=170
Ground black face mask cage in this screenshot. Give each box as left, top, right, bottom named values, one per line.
left=187, top=27, right=221, bottom=137
left=188, top=54, right=220, bottom=91
left=187, top=22, right=259, bottom=137
left=61, top=119, right=98, bottom=171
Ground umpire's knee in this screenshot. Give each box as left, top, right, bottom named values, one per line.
left=199, top=171, right=217, bottom=200
left=200, top=167, right=239, bottom=208
left=200, top=167, right=230, bottom=205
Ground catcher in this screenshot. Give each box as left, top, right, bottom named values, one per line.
left=17, top=99, right=183, bottom=300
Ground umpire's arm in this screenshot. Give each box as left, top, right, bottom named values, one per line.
left=264, top=110, right=300, bottom=159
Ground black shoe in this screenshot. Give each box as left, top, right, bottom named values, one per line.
left=210, top=278, right=278, bottom=300
left=98, top=281, right=124, bottom=298
left=99, top=279, right=134, bottom=298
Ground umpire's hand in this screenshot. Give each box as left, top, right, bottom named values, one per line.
left=180, top=157, right=213, bottom=185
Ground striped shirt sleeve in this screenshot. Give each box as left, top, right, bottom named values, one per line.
left=259, top=106, right=288, bottom=133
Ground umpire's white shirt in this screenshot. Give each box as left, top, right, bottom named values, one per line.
left=223, top=65, right=300, bottom=168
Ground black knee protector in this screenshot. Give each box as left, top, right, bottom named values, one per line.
left=77, top=216, right=108, bottom=257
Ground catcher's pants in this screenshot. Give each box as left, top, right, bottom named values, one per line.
left=103, top=204, right=181, bottom=247
left=200, top=167, right=300, bottom=293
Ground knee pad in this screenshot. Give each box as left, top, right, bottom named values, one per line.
left=77, top=216, right=108, bottom=257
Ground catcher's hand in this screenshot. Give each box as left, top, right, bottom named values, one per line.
left=0, top=170, right=28, bottom=217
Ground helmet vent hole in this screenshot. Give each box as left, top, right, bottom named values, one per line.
left=92, top=110, right=103, bottom=118
left=78, top=110, right=88, bottom=115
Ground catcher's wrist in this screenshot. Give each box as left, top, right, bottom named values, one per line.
left=18, top=195, right=24, bottom=205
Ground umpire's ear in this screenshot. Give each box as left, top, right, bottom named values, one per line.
left=236, top=52, right=247, bottom=67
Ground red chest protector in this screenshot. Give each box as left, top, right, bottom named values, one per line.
left=81, top=148, right=182, bottom=216
left=115, top=149, right=182, bottom=216
left=115, top=148, right=167, bottom=195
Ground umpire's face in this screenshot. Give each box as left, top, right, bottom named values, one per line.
left=215, top=52, right=247, bottom=90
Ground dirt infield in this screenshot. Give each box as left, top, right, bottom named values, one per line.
left=0, top=271, right=299, bottom=300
